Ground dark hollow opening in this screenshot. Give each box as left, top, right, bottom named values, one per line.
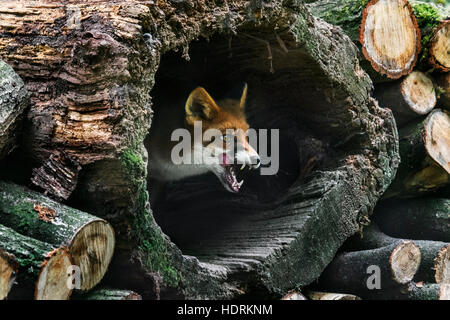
left=147, top=34, right=339, bottom=262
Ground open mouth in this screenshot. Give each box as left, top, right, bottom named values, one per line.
left=224, top=165, right=244, bottom=193
left=220, top=153, right=245, bottom=193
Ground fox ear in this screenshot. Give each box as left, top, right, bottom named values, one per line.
left=185, top=87, right=219, bottom=125
left=239, top=83, right=248, bottom=109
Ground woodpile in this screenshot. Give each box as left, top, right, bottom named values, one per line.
left=0, top=0, right=447, bottom=300
left=306, top=0, right=450, bottom=300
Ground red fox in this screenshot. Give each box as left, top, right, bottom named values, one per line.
left=146, top=84, right=260, bottom=194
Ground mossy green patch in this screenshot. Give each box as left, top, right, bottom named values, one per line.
left=119, top=146, right=180, bottom=287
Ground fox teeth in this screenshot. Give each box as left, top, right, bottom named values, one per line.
left=237, top=180, right=244, bottom=188
left=240, top=163, right=245, bottom=170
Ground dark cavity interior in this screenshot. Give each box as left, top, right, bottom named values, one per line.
left=147, top=34, right=341, bottom=260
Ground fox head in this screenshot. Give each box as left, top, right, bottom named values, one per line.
left=184, top=85, right=260, bottom=192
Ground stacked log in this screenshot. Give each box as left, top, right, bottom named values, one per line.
left=383, top=109, right=450, bottom=199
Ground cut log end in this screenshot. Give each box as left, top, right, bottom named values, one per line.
left=440, top=284, right=450, bottom=300
left=35, top=247, right=73, bottom=300
left=307, top=291, right=361, bottom=300
left=69, top=220, right=115, bottom=291
left=435, top=245, right=450, bottom=284
left=0, top=248, right=18, bottom=300
left=281, top=292, right=307, bottom=300
left=424, top=109, right=450, bottom=174
left=429, top=20, right=450, bottom=72
left=360, top=0, right=420, bottom=79
left=390, top=241, right=421, bottom=284
left=401, top=71, right=436, bottom=115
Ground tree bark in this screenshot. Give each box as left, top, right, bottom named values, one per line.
left=435, top=72, right=450, bottom=109
left=374, top=198, right=450, bottom=243
left=0, top=60, right=28, bottom=160
left=74, top=287, right=142, bottom=300
left=316, top=242, right=421, bottom=298
left=31, top=150, right=81, bottom=201
left=0, top=0, right=399, bottom=299
left=383, top=109, right=450, bottom=199
left=344, top=223, right=450, bottom=284
left=0, top=224, right=72, bottom=300
left=0, top=247, right=18, bottom=300
left=0, top=182, right=115, bottom=291
left=374, top=71, right=437, bottom=127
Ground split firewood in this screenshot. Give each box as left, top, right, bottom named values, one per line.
left=435, top=72, right=450, bottom=109
left=429, top=20, right=449, bottom=72
left=374, top=198, right=450, bottom=243
left=0, top=182, right=115, bottom=291
left=0, top=60, right=28, bottom=160
left=73, top=287, right=142, bottom=300
left=306, top=291, right=361, bottom=300
left=0, top=224, right=72, bottom=300
left=31, top=150, right=81, bottom=201
left=316, top=241, right=421, bottom=298
left=367, top=282, right=450, bottom=300
left=383, top=109, right=450, bottom=198
left=374, top=71, right=436, bottom=127
left=308, top=0, right=447, bottom=81
left=344, top=223, right=450, bottom=284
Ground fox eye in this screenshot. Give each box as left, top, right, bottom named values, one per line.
left=221, top=134, right=233, bottom=143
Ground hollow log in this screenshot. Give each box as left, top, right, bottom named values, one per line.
left=344, top=223, right=450, bottom=284
left=435, top=72, right=450, bottom=109
left=374, top=71, right=437, bottom=127
left=0, top=60, right=28, bottom=160
left=0, top=247, right=18, bottom=300
left=383, top=109, right=450, bottom=199
left=316, top=242, right=421, bottom=298
left=0, top=1, right=399, bottom=299
left=74, top=288, right=142, bottom=300
left=374, top=198, right=450, bottom=243
left=429, top=20, right=450, bottom=72
left=0, top=224, right=72, bottom=300
left=306, top=291, right=361, bottom=300
left=367, top=282, right=450, bottom=300
left=0, top=182, right=115, bottom=291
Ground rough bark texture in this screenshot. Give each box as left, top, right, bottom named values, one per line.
left=31, top=150, right=81, bottom=201
left=0, top=182, right=115, bottom=291
left=383, top=109, right=450, bottom=199
left=0, top=1, right=399, bottom=299
left=315, top=241, right=421, bottom=298
left=374, top=198, right=450, bottom=243
left=74, top=287, right=142, bottom=300
left=0, top=224, right=72, bottom=300
left=344, top=223, right=450, bottom=284
left=374, top=71, right=436, bottom=127
left=0, top=60, right=28, bottom=160
left=435, top=73, right=450, bottom=109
